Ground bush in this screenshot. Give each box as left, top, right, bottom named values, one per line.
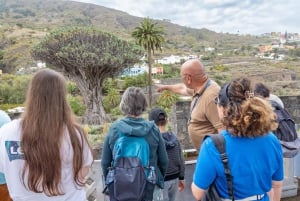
left=212, top=65, right=229, bottom=72
left=156, top=91, right=179, bottom=111
left=103, top=88, right=121, bottom=113
left=0, top=104, right=24, bottom=112
left=122, top=73, right=147, bottom=89
left=0, top=74, right=30, bottom=104
left=67, top=81, right=80, bottom=96
left=67, top=95, right=86, bottom=116
left=103, top=78, right=119, bottom=94
left=110, top=107, right=122, bottom=117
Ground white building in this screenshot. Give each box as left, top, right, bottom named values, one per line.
left=156, top=55, right=183, bottom=64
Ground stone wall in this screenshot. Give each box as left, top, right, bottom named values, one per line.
left=170, top=101, right=191, bottom=149
left=170, top=101, right=193, bottom=149
left=170, top=96, right=300, bottom=149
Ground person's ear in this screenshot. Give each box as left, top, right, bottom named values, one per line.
left=186, top=74, right=192, bottom=83
left=217, top=104, right=226, bottom=118
left=222, top=107, right=227, bottom=117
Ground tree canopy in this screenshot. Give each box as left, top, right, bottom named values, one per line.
left=31, top=26, right=142, bottom=124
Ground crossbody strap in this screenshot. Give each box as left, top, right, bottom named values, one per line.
left=188, top=80, right=211, bottom=123
left=205, top=134, right=234, bottom=200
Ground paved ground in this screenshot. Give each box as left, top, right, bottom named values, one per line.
left=282, top=181, right=300, bottom=201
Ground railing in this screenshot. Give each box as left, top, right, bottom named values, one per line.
left=85, top=160, right=107, bottom=201
left=86, top=155, right=300, bottom=201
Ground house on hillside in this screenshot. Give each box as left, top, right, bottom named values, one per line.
left=156, top=55, right=183, bottom=64
left=152, top=66, right=163, bottom=75
left=258, top=45, right=272, bottom=53
left=156, top=54, right=197, bottom=65
left=120, top=65, right=147, bottom=77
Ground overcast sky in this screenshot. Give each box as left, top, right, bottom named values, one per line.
left=73, top=0, right=299, bottom=35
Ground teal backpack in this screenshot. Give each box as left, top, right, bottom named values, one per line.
left=105, top=132, right=156, bottom=201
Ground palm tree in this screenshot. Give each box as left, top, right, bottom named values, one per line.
left=132, top=17, right=165, bottom=107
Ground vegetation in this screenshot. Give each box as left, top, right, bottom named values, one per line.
left=102, top=88, right=121, bottom=114
left=0, top=74, right=87, bottom=117
left=132, top=18, right=165, bottom=107
left=0, top=0, right=299, bottom=149
left=0, top=74, right=30, bottom=105
left=122, top=73, right=147, bottom=90
left=0, top=0, right=274, bottom=75
left=31, top=26, right=142, bottom=124
left=156, top=91, right=179, bottom=114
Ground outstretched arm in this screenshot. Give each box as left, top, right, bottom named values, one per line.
left=156, top=83, right=192, bottom=96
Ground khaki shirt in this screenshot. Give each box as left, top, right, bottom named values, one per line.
left=188, top=80, right=223, bottom=150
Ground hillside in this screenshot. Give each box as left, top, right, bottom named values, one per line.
left=0, top=0, right=272, bottom=73
left=1, top=0, right=300, bottom=96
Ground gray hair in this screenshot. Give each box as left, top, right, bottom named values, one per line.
left=120, top=87, right=148, bottom=116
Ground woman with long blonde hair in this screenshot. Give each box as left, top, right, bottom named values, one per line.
left=0, top=69, right=93, bottom=201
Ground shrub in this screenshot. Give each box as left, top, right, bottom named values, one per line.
left=156, top=91, right=179, bottom=112
left=103, top=88, right=121, bottom=113
left=0, top=104, right=24, bottom=112
left=122, top=73, right=147, bottom=89
left=212, top=65, right=229, bottom=72
left=67, top=81, right=80, bottom=96
left=103, top=78, right=119, bottom=94
left=67, top=95, right=86, bottom=116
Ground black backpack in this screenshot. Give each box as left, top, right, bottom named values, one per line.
left=271, top=100, right=300, bottom=158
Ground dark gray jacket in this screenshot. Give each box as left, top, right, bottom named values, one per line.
left=162, top=131, right=185, bottom=181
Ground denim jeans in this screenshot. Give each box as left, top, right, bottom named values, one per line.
left=153, top=179, right=178, bottom=201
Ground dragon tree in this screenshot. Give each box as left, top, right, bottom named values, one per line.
left=31, top=26, right=142, bottom=124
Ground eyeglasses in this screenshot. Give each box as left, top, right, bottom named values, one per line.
left=214, top=96, right=220, bottom=105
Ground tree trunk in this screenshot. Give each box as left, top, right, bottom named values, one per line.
left=83, top=96, right=110, bottom=125
left=73, top=77, right=110, bottom=125
left=147, top=48, right=152, bottom=107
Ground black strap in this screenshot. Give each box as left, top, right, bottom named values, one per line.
left=188, top=80, right=211, bottom=123
left=205, top=134, right=234, bottom=200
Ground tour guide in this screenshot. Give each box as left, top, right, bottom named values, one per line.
left=156, top=59, right=223, bottom=150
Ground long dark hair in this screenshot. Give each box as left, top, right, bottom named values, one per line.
left=21, top=69, right=90, bottom=195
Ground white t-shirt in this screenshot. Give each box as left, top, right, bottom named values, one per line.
left=0, top=119, right=93, bottom=201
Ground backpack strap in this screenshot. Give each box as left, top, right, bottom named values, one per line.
left=205, top=134, right=234, bottom=200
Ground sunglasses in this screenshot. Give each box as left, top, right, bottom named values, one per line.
left=214, top=96, right=220, bottom=105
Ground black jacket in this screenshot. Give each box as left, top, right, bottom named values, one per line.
left=162, top=131, right=185, bottom=181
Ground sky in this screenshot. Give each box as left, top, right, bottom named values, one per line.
left=72, top=0, right=299, bottom=36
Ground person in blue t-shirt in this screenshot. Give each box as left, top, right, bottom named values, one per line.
left=191, top=78, right=284, bottom=201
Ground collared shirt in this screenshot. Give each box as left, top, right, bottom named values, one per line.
left=188, top=80, right=223, bottom=150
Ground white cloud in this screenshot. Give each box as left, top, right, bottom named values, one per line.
left=73, top=0, right=300, bottom=35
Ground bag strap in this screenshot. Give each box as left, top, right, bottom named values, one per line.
left=188, top=80, right=211, bottom=124
left=205, top=134, right=234, bottom=200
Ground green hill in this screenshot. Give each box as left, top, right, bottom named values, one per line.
left=0, top=0, right=271, bottom=73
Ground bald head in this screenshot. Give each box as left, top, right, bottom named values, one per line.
left=181, top=59, right=207, bottom=82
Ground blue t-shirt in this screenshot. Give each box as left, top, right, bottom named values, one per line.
left=0, top=110, right=11, bottom=184
left=193, top=130, right=284, bottom=200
